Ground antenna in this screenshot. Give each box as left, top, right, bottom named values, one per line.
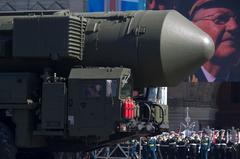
left=180, top=107, right=196, bottom=137
left=185, top=107, right=191, bottom=127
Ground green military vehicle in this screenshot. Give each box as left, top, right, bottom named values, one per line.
left=0, top=10, right=214, bottom=158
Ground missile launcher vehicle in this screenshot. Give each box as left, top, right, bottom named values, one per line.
left=0, top=10, right=214, bottom=158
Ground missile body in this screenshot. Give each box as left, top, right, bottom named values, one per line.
left=0, top=10, right=214, bottom=87
left=80, top=10, right=214, bottom=86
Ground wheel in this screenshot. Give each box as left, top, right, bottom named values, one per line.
left=0, top=122, right=17, bottom=159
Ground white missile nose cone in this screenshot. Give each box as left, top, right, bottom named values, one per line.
left=159, top=10, right=216, bottom=85
left=202, top=35, right=215, bottom=60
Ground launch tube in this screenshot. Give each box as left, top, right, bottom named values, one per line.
left=80, top=10, right=214, bottom=86
left=0, top=10, right=214, bottom=87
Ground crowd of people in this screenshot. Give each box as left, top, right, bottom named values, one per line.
left=89, top=128, right=240, bottom=159
left=138, top=128, right=240, bottom=159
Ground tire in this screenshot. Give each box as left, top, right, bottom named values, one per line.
left=0, top=122, right=17, bottom=159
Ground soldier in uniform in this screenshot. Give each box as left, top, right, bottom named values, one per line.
left=226, top=128, right=237, bottom=159
left=148, top=137, right=157, bottom=159
left=217, top=129, right=227, bottom=159
left=159, top=133, right=169, bottom=159
left=209, top=130, right=219, bottom=159
left=130, top=140, right=138, bottom=159
left=90, top=150, right=96, bottom=159
left=200, top=131, right=210, bottom=159
left=213, top=130, right=222, bottom=159
left=156, top=135, right=163, bottom=159
left=205, top=128, right=214, bottom=159
left=237, top=129, right=240, bottom=159
left=189, top=133, right=201, bottom=159
left=195, top=134, right=201, bottom=159
left=177, top=132, right=188, bottom=159
left=141, top=137, right=149, bottom=159
left=168, top=132, right=178, bottom=159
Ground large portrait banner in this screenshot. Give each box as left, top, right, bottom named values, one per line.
left=147, top=0, right=240, bottom=82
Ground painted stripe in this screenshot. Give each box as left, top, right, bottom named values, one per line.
left=122, top=0, right=139, bottom=3
left=110, top=0, right=116, bottom=11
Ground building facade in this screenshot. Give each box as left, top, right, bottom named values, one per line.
left=0, top=0, right=87, bottom=12
left=168, top=82, right=240, bottom=130
left=168, top=82, right=219, bottom=130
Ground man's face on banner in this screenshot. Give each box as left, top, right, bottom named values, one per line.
left=147, top=0, right=167, bottom=10
left=192, top=7, right=240, bottom=65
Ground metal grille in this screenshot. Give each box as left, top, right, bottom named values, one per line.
left=13, top=14, right=87, bottom=60
left=68, top=16, right=87, bottom=60
left=0, top=0, right=69, bottom=11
